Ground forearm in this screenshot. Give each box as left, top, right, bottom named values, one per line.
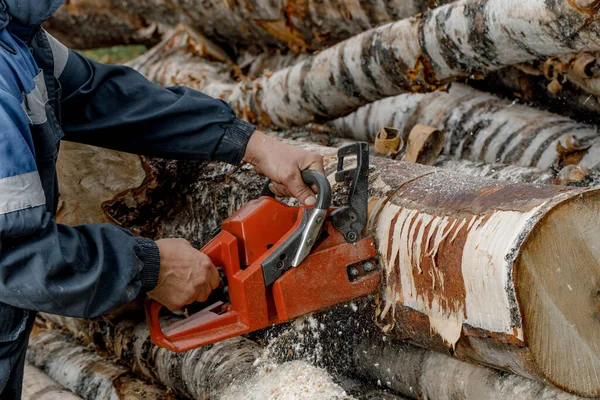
left=0, top=213, right=160, bottom=318
left=59, top=49, right=256, bottom=164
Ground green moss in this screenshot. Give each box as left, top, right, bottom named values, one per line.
left=80, top=45, right=147, bottom=65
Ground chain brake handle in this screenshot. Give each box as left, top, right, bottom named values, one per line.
left=330, top=142, right=370, bottom=243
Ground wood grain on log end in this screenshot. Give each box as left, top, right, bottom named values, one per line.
left=517, top=189, right=600, bottom=396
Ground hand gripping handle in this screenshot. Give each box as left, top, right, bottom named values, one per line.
left=145, top=231, right=240, bottom=352
left=260, top=169, right=331, bottom=209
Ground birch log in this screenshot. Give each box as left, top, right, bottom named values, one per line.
left=55, top=138, right=600, bottom=396
left=39, top=314, right=262, bottom=399
left=477, top=65, right=600, bottom=126
left=351, top=339, right=598, bottom=400
left=330, top=83, right=600, bottom=170
left=130, top=2, right=600, bottom=130
left=23, top=363, right=83, bottom=400
left=38, top=314, right=356, bottom=400
left=46, top=0, right=445, bottom=51
left=27, top=329, right=169, bottom=399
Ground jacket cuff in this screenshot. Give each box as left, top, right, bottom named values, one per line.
left=214, top=117, right=256, bottom=165
left=134, top=238, right=161, bottom=292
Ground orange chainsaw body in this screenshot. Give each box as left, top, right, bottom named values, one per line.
left=146, top=196, right=379, bottom=352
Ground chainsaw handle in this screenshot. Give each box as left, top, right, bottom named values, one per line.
left=145, top=232, right=240, bottom=350
left=260, top=169, right=331, bottom=210
left=300, top=169, right=331, bottom=210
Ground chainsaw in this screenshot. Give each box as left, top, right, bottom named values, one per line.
left=145, top=142, right=380, bottom=352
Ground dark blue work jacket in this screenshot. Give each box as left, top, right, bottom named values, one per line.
left=0, top=4, right=255, bottom=345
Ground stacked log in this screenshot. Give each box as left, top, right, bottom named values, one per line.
left=22, top=363, right=83, bottom=400
left=46, top=0, right=448, bottom=51
left=27, top=328, right=169, bottom=399
left=52, top=1, right=600, bottom=129
left=330, top=83, right=600, bottom=170
left=129, top=26, right=600, bottom=177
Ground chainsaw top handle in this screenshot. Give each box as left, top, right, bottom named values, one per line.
left=261, top=168, right=331, bottom=210
left=299, top=169, right=331, bottom=210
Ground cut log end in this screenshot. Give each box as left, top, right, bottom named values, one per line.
left=518, top=189, right=600, bottom=397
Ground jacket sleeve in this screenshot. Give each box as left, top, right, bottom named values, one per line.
left=52, top=34, right=256, bottom=166
left=0, top=86, right=160, bottom=318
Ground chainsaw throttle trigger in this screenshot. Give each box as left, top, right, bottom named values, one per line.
left=261, top=169, right=331, bottom=286
left=331, top=142, right=370, bottom=243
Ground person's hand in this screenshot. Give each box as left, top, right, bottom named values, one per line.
left=242, top=131, right=324, bottom=206
left=147, top=238, right=220, bottom=311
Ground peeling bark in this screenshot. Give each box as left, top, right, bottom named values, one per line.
left=27, top=328, right=169, bottom=399
left=330, top=83, right=600, bottom=170
left=46, top=0, right=446, bottom=51
left=23, top=363, right=83, bottom=400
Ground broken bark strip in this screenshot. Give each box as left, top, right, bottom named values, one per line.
left=46, top=0, right=447, bottom=51
left=57, top=138, right=600, bottom=396
left=23, top=363, right=83, bottom=400
left=132, top=1, right=600, bottom=130
left=27, top=329, right=170, bottom=399
left=330, top=83, right=600, bottom=170
left=351, top=339, right=595, bottom=400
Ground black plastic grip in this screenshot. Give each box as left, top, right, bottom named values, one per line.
left=261, top=169, right=331, bottom=209
left=300, top=170, right=331, bottom=210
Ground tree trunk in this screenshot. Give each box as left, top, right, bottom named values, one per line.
left=38, top=314, right=262, bottom=399
left=130, top=2, right=600, bottom=130
left=46, top=0, right=447, bottom=51
left=22, top=363, right=83, bottom=400
left=27, top=328, right=169, bottom=399
left=38, top=314, right=357, bottom=400
left=43, top=1, right=164, bottom=49
left=351, top=339, right=596, bottom=400
left=54, top=138, right=600, bottom=396
left=474, top=65, right=600, bottom=127
left=330, top=83, right=600, bottom=170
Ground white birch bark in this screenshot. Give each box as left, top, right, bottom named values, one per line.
left=331, top=83, right=600, bottom=170
left=22, top=363, right=83, bottom=400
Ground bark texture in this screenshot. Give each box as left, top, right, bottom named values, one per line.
left=46, top=0, right=447, bottom=51
left=475, top=65, right=600, bottom=127
left=330, top=83, right=600, bottom=170
left=27, top=328, right=170, bottom=399
left=38, top=314, right=357, bottom=400
left=44, top=1, right=164, bottom=49
left=130, top=3, right=600, bottom=130
left=351, top=339, right=597, bottom=400
left=39, top=314, right=262, bottom=399
left=55, top=138, right=600, bottom=396
left=22, top=363, right=83, bottom=400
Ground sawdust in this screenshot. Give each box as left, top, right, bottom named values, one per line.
left=219, top=360, right=354, bottom=400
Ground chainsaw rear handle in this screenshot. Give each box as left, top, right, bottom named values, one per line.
left=145, top=231, right=241, bottom=350
left=261, top=169, right=331, bottom=209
